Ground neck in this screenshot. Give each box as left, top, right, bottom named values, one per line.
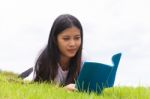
left=59, top=56, right=70, bottom=71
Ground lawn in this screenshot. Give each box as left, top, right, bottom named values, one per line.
left=0, top=71, right=150, bottom=99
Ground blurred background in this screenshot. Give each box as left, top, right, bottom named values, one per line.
left=0, top=0, right=150, bottom=86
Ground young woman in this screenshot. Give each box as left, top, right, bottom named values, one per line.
left=19, top=14, right=83, bottom=91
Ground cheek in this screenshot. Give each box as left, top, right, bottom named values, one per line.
left=57, top=40, right=67, bottom=52
left=77, top=40, right=81, bottom=48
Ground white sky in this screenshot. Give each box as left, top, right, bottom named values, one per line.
left=0, top=0, right=150, bottom=86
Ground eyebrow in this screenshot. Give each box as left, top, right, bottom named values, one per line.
left=62, top=34, right=81, bottom=37
left=74, top=34, right=81, bottom=37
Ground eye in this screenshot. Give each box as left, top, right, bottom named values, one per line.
left=74, top=36, right=81, bottom=40
left=63, top=37, right=70, bottom=41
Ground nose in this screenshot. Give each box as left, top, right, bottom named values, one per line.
left=69, top=39, right=76, bottom=47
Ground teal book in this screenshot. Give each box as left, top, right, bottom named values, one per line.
left=75, top=53, right=122, bottom=93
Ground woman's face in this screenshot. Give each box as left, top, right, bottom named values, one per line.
left=57, top=26, right=81, bottom=59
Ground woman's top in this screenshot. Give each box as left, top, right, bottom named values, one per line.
left=54, top=64, right=69, bottom=85
left=32, top=61, right=85, bottom=85
left=23, top=53, right=87, bottom=85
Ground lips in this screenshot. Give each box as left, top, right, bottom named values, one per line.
left=67, top=49, right=76, bottom=53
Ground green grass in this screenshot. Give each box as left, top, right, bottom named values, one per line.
left=0, top=71, right=150, bottom=99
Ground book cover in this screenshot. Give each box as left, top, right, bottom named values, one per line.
left=75, top=53, right=122, bottom=93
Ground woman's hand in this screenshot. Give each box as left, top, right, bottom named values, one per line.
left=64, top=83, right=77, bottom=92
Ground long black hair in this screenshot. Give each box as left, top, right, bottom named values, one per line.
left=33, top=14, right=83, bottom=85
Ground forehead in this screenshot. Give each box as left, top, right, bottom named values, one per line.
left=59, top=27, right=81, bottom=36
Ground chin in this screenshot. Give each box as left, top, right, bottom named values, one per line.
left=68, top=54, right=76, bottom=58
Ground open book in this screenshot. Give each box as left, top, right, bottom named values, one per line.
left=75, top=53, right=122, bottom=93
